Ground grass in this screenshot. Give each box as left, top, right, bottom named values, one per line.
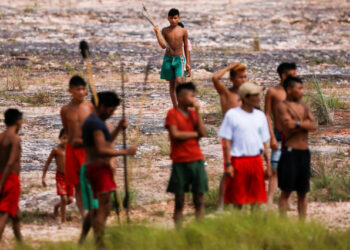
left=24, top=91, right=54, bottom=105
left=17, top=211, right=350, bottom=250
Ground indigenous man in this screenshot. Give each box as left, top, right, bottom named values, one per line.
left=80, top=91, right=136, bottom=248
left=42, top=129, right=74, bottom=223
left=219, top=82, right=271, bottom=209
left=265, top=63, right=297, bottom=204
left=276, top=76, right=317, bottom=219
left=0, top=109, right=23, bottom=242
left=165, top=82, right=207, bottom=227
left=60, top=75, right=94, bottom=217
left=212, top=62, right=247, bottom=211
left=154, top=8, right=191, bottom=107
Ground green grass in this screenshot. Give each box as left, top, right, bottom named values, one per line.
left=17, top=211, right=350, bottom=250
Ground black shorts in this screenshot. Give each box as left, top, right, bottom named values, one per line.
left=277, top=147, right=311, bottom=193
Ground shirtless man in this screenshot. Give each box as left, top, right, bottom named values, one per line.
left=212, top=63, right=247, bottom=211
left=276, top=76, right=317, bottom=219
left=265, top=62, right=296, bottom=204
left=154, top=8, right=191, bottom=107
left=60, top=75, right=94, bottom=217
left=0, top=109, right=23, bottom=242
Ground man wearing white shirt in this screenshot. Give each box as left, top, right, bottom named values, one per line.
left=219, top=82, right=272, bottom=208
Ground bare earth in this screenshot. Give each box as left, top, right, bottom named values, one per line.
left=0, top=0, right=350, bottom=248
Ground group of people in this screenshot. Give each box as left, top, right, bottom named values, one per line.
left=0, top=7, right=318, bottom=249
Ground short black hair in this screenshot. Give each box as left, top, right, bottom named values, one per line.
left=176, top=82, right=196, bottom=95
left=4, top=108, right=22, bottom=126
left=277, top=62, right=297, bottom=78
left=59, top=128, right=65, bottom=139
left=92, top=91, right=121, bottom=108
left=168, top=8, right=180, bottom=17
left=178, top=22, right=184, bottom=28
left=69, top=75, right=87, bottom=88
left=283, top=76, right=303, bottom=90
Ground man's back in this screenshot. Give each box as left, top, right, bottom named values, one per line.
left=0, top=131, right=20, bottom=174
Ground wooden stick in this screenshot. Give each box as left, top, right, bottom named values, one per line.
left=79, top=40, right=99, bottom=106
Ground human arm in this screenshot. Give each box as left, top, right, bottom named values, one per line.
left=212, top=63, right=240, bottom=95
left=263, top=142, right=272, bottom=179
left=264, top=89, right=278, bottom=150
left=94, top=130, right=137, bottom=157
left=60, top=107, right=68, bottom=136
left=193, top=101, right=206, bottom=138
left=153, top=26, right=167, bottom=49
left=223, top=139, right=234, bottom=177
left=167, top=125, right=199, bottom=140
left=0, top=137, right=20, bottom=192
left=300, top=105, right=317, bottom=131
left=110, top=118, right=128, bottom=142
left=183, top=30, right=191, bottom=77
left=42, top=148, right=56, bottom=187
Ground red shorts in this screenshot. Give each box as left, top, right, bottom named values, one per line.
left=0, top=173, right=20, bottom=218
left=224, top=155, right=267, bottom=205
left=56, top=172, right=74, bottom=197
left=86, top=163, right=116, bottom=198
left=65, top=143, right=85, bottom=185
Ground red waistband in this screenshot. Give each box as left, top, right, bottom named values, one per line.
left=232, top=155, right=261, bottom=160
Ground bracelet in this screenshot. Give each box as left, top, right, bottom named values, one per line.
left=225, top=162, right=231, bottom=167
left=296, top=121, right=300, bottom=128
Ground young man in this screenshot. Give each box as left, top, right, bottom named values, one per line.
left=0, top=109, right=23, bottom=242
left=154, top=8, right=191, bottom=107
left=276, top=76, right=317, bottom=219
left=60, top=75, right=94, bottom=217
left=80, top=91, right=136, bottom=248
left=165, top=82, right=207, bottom=227
left=42, top=129, right=74, bottom=223
left=212, top=62, right=247, bottom=211
left=219, top=82, right=271, bottom=209
left=265, top=62, right=297, bottom=204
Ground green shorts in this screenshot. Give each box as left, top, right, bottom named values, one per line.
left=167, top=160, right=208, bottom=194
left=160, top=55, right=186, bottom=81
left=80, top=164, right=99, bottom=210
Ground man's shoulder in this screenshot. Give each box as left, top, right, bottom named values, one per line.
left=225, top=107, right=241, bottom=116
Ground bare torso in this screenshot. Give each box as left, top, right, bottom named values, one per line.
left=280, top=101, right=309, bottom=150
left=61, top=100, right=94, bottom=148
left=270, top=86, right=287, bottom=131
left=54, top=145, right=66, bottom=173
left=163, top=26, right=186, bottom=56
left=0, top=131, right=21, bottom=175
left=221, top=90, right=241, bottom=115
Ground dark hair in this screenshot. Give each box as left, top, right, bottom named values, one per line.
left=283, top=76, right=303, bottom=90
left=59, top=128, right=65, bottom=139
left=277, top=63, right=296, bottom=78
left=168, top=8, right=180, bottom=17
left=4, top=108, right=22, bottom=126
left=176, top=82, right=196, bottom=95
left=178, top=22, right=184, bottom=28
left=69, top=75, right=86, bottom=88
left=92, top=91, right=121, bottom=108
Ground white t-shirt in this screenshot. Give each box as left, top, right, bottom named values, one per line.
left=218, top=107, right=270, bottom=157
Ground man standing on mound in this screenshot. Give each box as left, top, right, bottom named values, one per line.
left=219, top=82, right=271, bottom=209
left=154, top=8, right=191, bottom=107
left=276, top=76, right=317, bottom=219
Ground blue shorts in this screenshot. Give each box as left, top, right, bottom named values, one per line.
left=271, top=129, right=282, bottom=170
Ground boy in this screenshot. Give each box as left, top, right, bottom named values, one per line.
left=165, top=82, right=207, bottom=227
left=42, top=129, right=74, bottom=223
left=265, top=63, right=297, bottom=204
left=154, top=8, right=191, bottom=107
left=212, top=62, right=247, bottom=211
left=219, top=82, right=271, bottom=209
left=276, top=76, right=317, bottom=219
left=60, top=75, right=94, bottom=217
left=0, top=109, right=23, bottom=242
left=80, top=91, right=136, bottom=248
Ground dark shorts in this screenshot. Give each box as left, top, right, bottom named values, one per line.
left=278, top=148, right=311, bottom=193
left=167, top=160, right=208, bottom=194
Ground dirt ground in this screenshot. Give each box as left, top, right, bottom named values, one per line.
left=0, top=0, right=350, bottom=248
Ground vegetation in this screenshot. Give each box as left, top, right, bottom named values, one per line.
left=17, top=211, right=350, bottom=250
